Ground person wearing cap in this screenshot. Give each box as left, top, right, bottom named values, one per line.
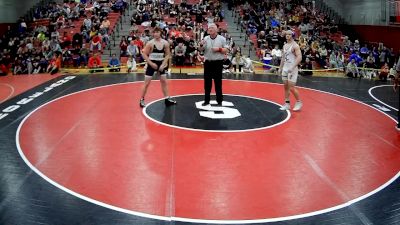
left=198, top=23, right=228, bottom=106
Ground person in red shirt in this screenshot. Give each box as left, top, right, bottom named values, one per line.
left=133, top=36, right=143, bottom=52
left=90, top=34, right=102, bottom=53
left=61, top=31, right=72, bottom=49
left=88, top=52, right=103, bottom=73
left=120, top=36, right=129, bottom=56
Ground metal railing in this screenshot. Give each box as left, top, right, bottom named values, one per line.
left=314, top=0, right=346, bottom=25
left=389, top=0, right=400, bottom=25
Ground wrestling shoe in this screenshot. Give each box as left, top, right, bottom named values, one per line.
left=165, top=98, right=177, bottom=106
left=139, top=98, right=146, bottom=108
left=279, top=103, right=290, bottom=110
left=293, top=101, right=303, bottom=111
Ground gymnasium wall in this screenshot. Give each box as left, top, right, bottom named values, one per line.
left=324, top=0, right=388, bottom=25
left=348, top=25, right=400, bottom=52
left=0, top=0, right=43, bottom=23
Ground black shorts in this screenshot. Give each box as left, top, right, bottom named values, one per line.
left=145, top=60, right=168, bottom=76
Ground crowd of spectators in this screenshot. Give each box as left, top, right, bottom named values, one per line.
left=117, top=0, right=257, bottom=73
left=0, top=0, right=128, bottom=75
left=0, top=0, right=399, bottom=78
left=119, top=0, right=230, bottom=70
left=234, top=0, right=399, bottom=80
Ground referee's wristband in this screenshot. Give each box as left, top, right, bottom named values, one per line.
left=219, top=47, right=223, bottom=52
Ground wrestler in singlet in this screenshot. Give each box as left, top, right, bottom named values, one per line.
left=146, top=39, right=169, bottom=76
left=282, top=41, right=300, bottom=83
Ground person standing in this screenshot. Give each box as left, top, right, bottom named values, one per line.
left=279, top=30, right=303, bottom=111
left=140, top=27, right=176, bottom=108
left=198, top=23, right=228, bottom=106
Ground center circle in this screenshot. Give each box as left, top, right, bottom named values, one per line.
left=144, top=94, right=290, bottom=132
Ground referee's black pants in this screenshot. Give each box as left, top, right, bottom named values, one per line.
left=204, top=60, right=223, bottom=104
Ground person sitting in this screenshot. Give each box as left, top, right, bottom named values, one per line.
left=231, top=52, right=245, bottom=73
left=108, top=54, right=121, bottom=72
left=301, top=57, right=313, bottom=76
left=271, top=45, right=282, bottom=66
left=378, top=62, right=389, bottom=81
left=329, top=51, right=338, bottom=69
left=346, top=59, right=359, bottom=78
left=100, top=17, right=111, bottom=34
left=348, top=50, right=363, bottom=66
left=88, top=53, right=103, bottom=73
left=90, top=33, right=102, bottom=53
left=389, top=63, right=397, bottom=79
left=127, top=55, right=137, bottom=73
left=196, top=51, right=205, bottom=64
left=222, top=54, right=232, bottom=73
left=174, top=42, right=186, bottom=66
left=120, top=36, right=129, bottom=56
left=242, top=55, right=254, bottom=74
left=46, top=52, right=62, bottom=75
left=127, top=40, right=139, bottom=58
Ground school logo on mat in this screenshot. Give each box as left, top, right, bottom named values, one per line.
left=144, top=94, right=289, bottom=132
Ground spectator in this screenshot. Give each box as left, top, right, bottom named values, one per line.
left=231, top=51, right=245, bottom=72
left=83, top=15, right=92, bottom=30
left=301, top=57, right=313, bottom=76
left=379, top=46, right=387, bottom=67
left=127, top=55, right=137, bottom=73
left=72, top=31, right=83, bottom=49
left=127, top=40, right=139, bottom=57
left=346, top=59, right=359, bottom=78
left=365, top=52, right=376, bottom=68
left=242, top=55, right=254, bottom=73
left=32, top=59, right=44, bottom=74
left=108, top=54, right=121, bottom=72
left=329, top=51, right=338, bottom=69
left=378, top=62, right=389, bottom=81
left=120, top=36, right=129, bottom=56
left=174, top=42, right=186, bottom=66
left=222, top=53, right=232, bottom=73
left=51, top=29, right=60, bottom=40
left=47, top=52, right=62, bottom=75
left=13, top=58, right=25, bottom=75
left=100, top=17, right=111, bottom=34
left=90, top=33, right=102, bottom=52
left=318, top=45, right=328, bottom=68
left=299, top=21, right=308, bottom=35
left=348, top=51, right=363, bottom=66
left=61, top=31, right=72, bottom=49
left=360, top=44, right=369, bottom=58
left=353, top=40, right=360, bottom=51
left=271, top=44, right=282, bottom=66
left=73, top=42, right=89, bottom=67
left=88, top=52, right=102, bottom=73
left=389, top=63, right=397, bottom=79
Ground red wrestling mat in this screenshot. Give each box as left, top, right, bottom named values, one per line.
left=17, top=80, right=400, bottom=222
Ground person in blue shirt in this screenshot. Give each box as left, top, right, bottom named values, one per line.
left=360, top=44, right=369, bottom=59
left=108, top=54, right=121, bottom=72
left=348, top=51, right=363, bottom=66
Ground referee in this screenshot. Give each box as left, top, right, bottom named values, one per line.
left=395, top=57, right=400, bottom=131
left=198, top=23, right=228, bottom=106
